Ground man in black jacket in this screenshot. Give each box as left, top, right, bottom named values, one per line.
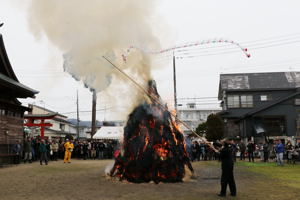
left=218, top=139, right=236, bottom=197
left=247, top=141, right=255, bottom=162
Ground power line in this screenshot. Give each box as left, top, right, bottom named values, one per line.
left=177, top=97, right=218, bottom=100
left=61, top=107, right=113, bottom=115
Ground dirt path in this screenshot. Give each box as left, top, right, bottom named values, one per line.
left=0, top=160, right=299, bottom=200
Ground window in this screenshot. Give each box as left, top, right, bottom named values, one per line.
left=60, top=123, right=65, bottom=131
left=187, top=103, right=196, bottom=109
left=241, top=95, right=253, bottom=108
left=261, top=94, right=272, bottom=101
left=295, top=99, right=300, bottom=105
left=185, top=113, right=191, bottom=119
left=227, top=95, right=240, bottom=108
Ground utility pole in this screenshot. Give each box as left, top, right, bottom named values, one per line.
left=76, top=90, right=80, bottom=139
left=91, top=89, right=97, bottom=139
left=173, top=52, right=178, bottom=117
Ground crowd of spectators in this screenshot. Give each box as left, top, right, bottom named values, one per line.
left=9, top=135, right=300, bottom=166
left=188, top=140, right=220, bottom=161
left=185, top=137, right=300, bottom=165
left=11, top=137, right=119, bottom=164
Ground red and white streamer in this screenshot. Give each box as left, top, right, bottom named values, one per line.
left=121, top=38, right=250, bottom=62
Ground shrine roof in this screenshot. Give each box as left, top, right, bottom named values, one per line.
left=0, top=73, right=39, bottom=97
left=0, top=34, right=38, bottom=98
left=24, top=112, right=58, bottom=119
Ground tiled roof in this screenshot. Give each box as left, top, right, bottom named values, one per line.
left=0, top=34, right=38, bottom=97
left=0, top=73, right=38, bottom=95
left=219, top=72, right=300, bottom=99
left=220, top=72, right=300, bottom=90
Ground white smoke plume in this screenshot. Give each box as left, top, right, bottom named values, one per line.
left=27, top=0, right=162, bottom=117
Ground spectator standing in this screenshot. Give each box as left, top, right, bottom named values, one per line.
left=31, top=138, right=37, bottom=161
left=39, top=139, right=48, bottom=165
left=230, top=140, right=237, bottom=162
left=247, top=141, right=255, bottom=162
left=12, top=140, right=22, bottom=164
left=46, top=140, right=51, bottom=161
left=291, top=145, right=299, bottom=164
left=35, top=139, right=41, bottom=160
left=107, top=141, right=113, bottom=159
left=50, top=140, right=59, bottom=161
left=78, top=142, right=84, bottom=159
left=23, top=138, right=32, bottom=163
left=103, top=141, right=109, bottom=158
left=98, top=140, right=105, bottom=159
left=258, top=142, right=264, bottom=161
left=200, top=142, right=206, bottom=160
left=91, top=142, right=97, bottom=160
left=191, top=141, right=198, bottom=161
left=58, top=140, right=64, bottom=159
left=263, top=141, right=269, bottom=162
left=83, top=141, right=88, bottom=160
left=286, top=141, right=293, bottom=164
left=269, top=142, right=276, bottom=160
left=275, top=140, right=285, bottom=166
left=87, top=141, right=92, bottom=159
left=239, top=141, right=246, bottom=161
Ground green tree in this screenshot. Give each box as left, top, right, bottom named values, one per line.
left=206, top=114, right=224, bottom=141
left=195, top=122, right=207, bottom=137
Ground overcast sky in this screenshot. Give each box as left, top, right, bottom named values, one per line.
left=1, top=0, right=300, bottom=120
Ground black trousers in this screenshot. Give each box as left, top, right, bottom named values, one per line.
left=40, top=152, right=48, bottom=164
left=263, top=152, right=269, bottom=162
left=52, top=151, right=58, bottom=161
left=240, top=151, right=245, bottom=160
left=248, top=152, right=254, bottom=162
left=220, top=167, right=236, bottom=195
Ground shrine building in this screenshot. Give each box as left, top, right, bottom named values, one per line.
left=0, top=34, right=38, bottom=164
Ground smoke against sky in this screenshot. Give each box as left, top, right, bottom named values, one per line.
left=27, top=0, right=164, bottom=118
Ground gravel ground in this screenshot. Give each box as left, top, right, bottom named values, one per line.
left=0, top=160, right=299, bottom=200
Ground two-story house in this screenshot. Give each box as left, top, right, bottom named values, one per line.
left=177, top=103, right=221, bottom=135
left=218, top=72, right=300, bottom=142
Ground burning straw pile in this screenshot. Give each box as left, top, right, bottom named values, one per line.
left=110, top=80, right=193, bottom=183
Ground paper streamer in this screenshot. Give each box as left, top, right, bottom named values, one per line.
left=122, top=38, right=250, bottom=62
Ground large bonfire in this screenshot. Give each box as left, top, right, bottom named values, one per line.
left=109, top=80, right=193, bottom=183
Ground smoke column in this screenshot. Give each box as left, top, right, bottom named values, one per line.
left=27, top=0, right=162, bottom=117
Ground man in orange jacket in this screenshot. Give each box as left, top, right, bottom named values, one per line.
left=64, top=139, right=74, bottom=163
